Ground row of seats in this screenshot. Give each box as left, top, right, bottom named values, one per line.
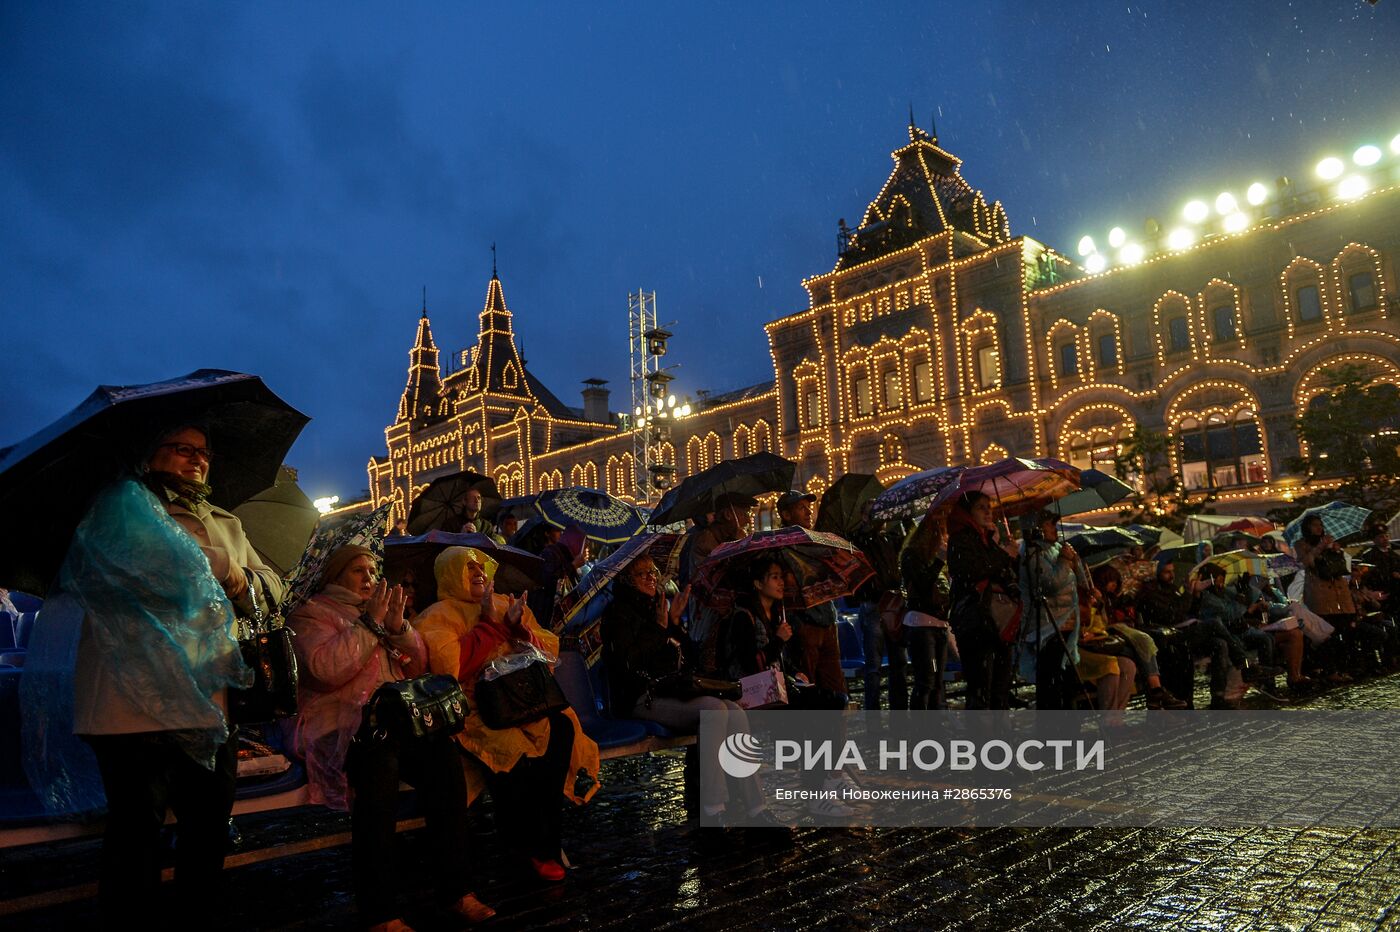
left=1, top=610, right=36, bottom=668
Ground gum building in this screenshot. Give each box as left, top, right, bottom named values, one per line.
left=367, top=122, right=1400, bottom=520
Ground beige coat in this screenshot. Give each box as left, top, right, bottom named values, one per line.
left=74, top=492, right=284, bottom=735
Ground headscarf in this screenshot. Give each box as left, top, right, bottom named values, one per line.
left=317, top=544, right=377, bottom=593
left=434, top=546, right=499, bottom=602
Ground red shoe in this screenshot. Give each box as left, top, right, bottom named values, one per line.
left=529, top=857, right=566, bottom=882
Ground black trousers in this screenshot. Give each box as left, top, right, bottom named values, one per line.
left=85, top=730, right=237, bottom=927
left=1033, top=637, right=1077, bottom=709
left=953, top=617, right=1012, bottom=710
left=906, top=627, right=948, bottom=710
left=346, top=731, right=475, bottom=924
left=480, top=711, right=574, bottom=862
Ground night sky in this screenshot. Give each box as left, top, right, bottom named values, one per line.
left=3, top=2, right=1398, bottom=501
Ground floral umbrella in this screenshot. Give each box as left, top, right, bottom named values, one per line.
left=926, top=456, right=1080, bottom=519
left=279, top=503, right=391, bottom=619
left=867, top=466, right=962, bottom=522
left=693, top=526, right=874, bottom=612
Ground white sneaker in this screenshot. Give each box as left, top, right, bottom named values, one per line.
left=825, top=772, right=861, bottom=794
left=808, top=796, right=856, bottom=818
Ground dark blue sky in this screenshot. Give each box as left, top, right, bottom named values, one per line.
left=4, top=2, right=1398, bottom=500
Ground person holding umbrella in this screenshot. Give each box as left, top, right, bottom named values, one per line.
left=775, top=490, right=848, bottom=701
left=946, top=491, right=1020, bottom=709
left=1294, top=514, right=1360, bottom=681
left=72, top=424, right=284, bottom=922
left=680, top=491, right=758, bottom=671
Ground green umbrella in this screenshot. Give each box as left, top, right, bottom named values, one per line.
left=233, top=469, right=319, bottom=576
left=814, top=473, right=885, bottom=537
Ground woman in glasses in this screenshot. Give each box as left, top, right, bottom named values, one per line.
left=70, top=424, right=284, bottom=923
left=602, top=555, right=773, bottom=826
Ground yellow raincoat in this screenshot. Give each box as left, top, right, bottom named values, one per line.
left=414, top=547, right=600, bottom=806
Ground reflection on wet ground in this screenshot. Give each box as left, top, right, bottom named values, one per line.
left=4, top=674, right=1400, bottom=930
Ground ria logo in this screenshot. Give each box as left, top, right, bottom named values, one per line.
left=718, top=732, right=764, bottom=778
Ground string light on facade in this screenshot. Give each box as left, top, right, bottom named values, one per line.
left=1316, top=157, right=1345, bottom=180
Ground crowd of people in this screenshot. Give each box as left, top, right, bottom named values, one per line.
left=14, top=418, right=1400, bottom=930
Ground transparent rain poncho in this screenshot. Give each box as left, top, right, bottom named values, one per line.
left=22, top=478, right=250, bottom=814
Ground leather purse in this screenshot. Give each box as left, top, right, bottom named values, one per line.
left=359, top=673, right=468, bottom=743
left=475, top=660, right=569, bottom=729
left=229, top=576, right=300, bottom=725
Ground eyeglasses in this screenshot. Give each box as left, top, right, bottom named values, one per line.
left=158, top=442, right=213, bottom=461
left=629, top=569, right=660, bottom=581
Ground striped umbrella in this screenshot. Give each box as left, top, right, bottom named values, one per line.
left=1283, top=501, right=1373, bottom=547
left=1192, top=549, right=1271, bottom=585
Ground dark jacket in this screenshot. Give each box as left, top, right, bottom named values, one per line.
left=722, top=594, right=793, bottom=680
left=601, top=581, right=686, bottom=715
left=1360, top=544, right=1400, bottom=610
left=946, top=524, right=1017, bottom=610
left=1134, top=578, right=1192, bottom=629
left=900, top=550, right=949, bottom=617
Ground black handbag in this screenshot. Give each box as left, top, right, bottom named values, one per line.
left=229, top=576, right=299, bottom=725
left=357, top=673, right=469, bottom=743
left=648, top=671, right=742, bottom=702
left=475, top=659, right=569, bottom=729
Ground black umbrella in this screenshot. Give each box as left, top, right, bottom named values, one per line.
left=0, top=369, right=308, bottom=595
left=814, top=473, right=884, bottom=537
left=383, top=530, right=544, bottom=604
left=647, top=451, right=795, bottom=527
left=405, top=470, right=501, bottom=535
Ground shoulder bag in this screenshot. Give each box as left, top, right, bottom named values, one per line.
left=475, top=644, right=570, bottom=729
left=229, top=575, right=299, bottom=725
left=356, top=673, right=468, bottom=743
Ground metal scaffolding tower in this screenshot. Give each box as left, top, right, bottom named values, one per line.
left=628, top=290, right=674, bottom=504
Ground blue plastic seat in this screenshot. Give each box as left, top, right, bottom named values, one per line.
left=837, top=618, right=865, bottom=674
left=554, top=651, right=648, bottom=750
left=0, top=612, right=15, bottom=652
left=15, top=613, right=36, bottom=650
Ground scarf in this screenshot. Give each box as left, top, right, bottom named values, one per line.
left=143, top=471, right=213, bottom=513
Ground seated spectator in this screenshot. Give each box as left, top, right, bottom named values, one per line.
left=526, top=524, right=587, bottom=632
left=1294, top=515, right=1358, bottom=683
left=601, top=556, right=778, bottom=826
left=1136, top=561, right=1244, bottom=709
left=288, top=544, right=493, bottom=928
left=1091, top=564, right=1188, bottom=709
left=1239, top=572, right=1311, bottom=693
left=416, top=546, right=600, bottom=884
left=1196, top=564, right=1287, bottom=685
left=1075, top=598, right=1138, bottom=711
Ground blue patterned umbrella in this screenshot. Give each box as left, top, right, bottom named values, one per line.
left=867, top=466, right=963, bottom=521
left=279, top=502, right=392, bottom=618
left=535, top=487, right=645, bottom=545
left=557, top=531, right=686, bottom=666
left=1284, top=501, right=1373, bottom=547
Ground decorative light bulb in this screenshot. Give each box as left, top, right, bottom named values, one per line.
left=1246, top=182, right=1268, bottom=206
left=1182, top=200, right=1209, bottom=223
left=1166, top=228, right=1195, bottom=250
left=1107, top=227, right=1126, bottom=249
left=1214, top=192, right=1238, bottom=215
left=1353, top=145, right=1381, bottom=166
left=1077, top=235, right=1096, bottom=257
left=1316, top=157, right=1344, bottom=180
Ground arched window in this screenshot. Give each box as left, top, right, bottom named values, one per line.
left=1177, top=409, right=1266, bottom=490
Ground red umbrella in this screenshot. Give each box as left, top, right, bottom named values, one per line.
left=1219, top=516, right=1276, bottom=536
left=926, top=456, right=1080, bottom=519
left=693, top=526, right=874, bottom=611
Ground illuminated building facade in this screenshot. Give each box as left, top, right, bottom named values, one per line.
left=369, top=122, right=1400, bottom=518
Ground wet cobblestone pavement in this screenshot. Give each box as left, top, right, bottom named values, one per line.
left=4, top=673, right=1400, bottom=930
